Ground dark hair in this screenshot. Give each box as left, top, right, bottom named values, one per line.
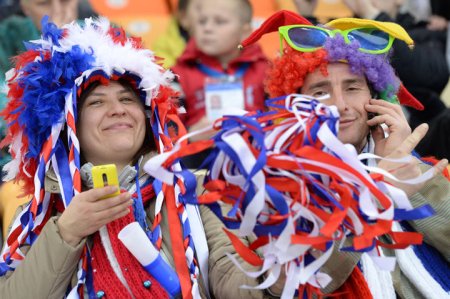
left=76, top=79, right=156, bottom=166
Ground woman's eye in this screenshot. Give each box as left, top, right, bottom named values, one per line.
left=120, top=97, right=137, bottom=103
left=87, top=100, right=102, bottom=106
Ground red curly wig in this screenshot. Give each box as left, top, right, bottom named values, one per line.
left=265, top=47, right=329, bottom=98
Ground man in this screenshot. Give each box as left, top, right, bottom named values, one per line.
left=240, top=10, right=449, bottom=298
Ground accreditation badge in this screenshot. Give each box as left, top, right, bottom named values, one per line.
left=204, top=76, right=245, bottom=122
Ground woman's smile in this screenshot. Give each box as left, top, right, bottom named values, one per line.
left=103, top=122, right=134, bottom=131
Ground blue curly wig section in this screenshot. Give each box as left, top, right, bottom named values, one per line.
left=324, top=34, right=400, bottom=102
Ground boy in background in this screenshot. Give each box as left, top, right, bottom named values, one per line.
left=172, top=0, right=269, bottom=142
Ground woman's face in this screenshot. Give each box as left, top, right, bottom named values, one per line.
left=78, top=81, right=146, bottom=170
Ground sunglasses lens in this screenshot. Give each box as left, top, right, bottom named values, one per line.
left=287, top=27, right=328, bottom=49
left=347, top=28, right=390, bottom=52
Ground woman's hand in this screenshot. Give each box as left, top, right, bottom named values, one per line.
left=377, top=124, right=448, bottom=197
left=365, top=99, right=412, bottom=158
left=57, top=186, right=133, bottom=246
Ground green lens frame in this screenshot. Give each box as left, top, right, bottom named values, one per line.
left=278, top=25, right=394, bottom=55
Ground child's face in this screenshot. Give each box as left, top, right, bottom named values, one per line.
left=193, top=0, right=251, bottom=63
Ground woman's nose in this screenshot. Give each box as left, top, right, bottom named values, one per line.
left=108, top=101, right=127, bottom=116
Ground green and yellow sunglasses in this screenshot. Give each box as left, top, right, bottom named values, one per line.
left=278, top=25, right=395, bottom=54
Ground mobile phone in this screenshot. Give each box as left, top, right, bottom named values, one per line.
left=92, top=164, right=120, bottom=199
left=368, top=112, right=378, bottom=130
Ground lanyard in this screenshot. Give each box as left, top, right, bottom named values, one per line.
left=197, top=62, right=250, bottom=79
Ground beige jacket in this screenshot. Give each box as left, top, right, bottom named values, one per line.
left=0, top=162, right=270, bottom=299
left=321, top=164, right=450, bottom=298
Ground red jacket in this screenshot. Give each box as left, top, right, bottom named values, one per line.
left=172, top=39, right=269, bottom=127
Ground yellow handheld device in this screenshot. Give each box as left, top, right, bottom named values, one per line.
left=92, top=164, right=121, bottom=199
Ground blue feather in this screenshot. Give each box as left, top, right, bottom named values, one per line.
left=17, top=42, right=95, bottom=159
left=40, top=16, right=64, bottom=46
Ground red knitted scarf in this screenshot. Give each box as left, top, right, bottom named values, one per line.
left=298, top=266, right=373, bottom=299
left=90, top=184, right=170, bottom=298
left=330, top=267, right=373, bottom=299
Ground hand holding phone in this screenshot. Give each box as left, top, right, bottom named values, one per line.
left=92, top=164, right=120, bottom=199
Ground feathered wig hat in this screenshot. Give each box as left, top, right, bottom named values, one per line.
left=1, top=16, right=180, bottom=194
left=0, top=17, right=195, bottom=295
left=241, top=10, right=423, bottom=110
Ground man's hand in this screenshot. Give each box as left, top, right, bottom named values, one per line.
left=427, top=15, right=448, bottom=31
left=377, top=123, right=448, bottom=197
left=366, top=99, right=411, bottom=157
left=57, top=186, right=133, bottom=246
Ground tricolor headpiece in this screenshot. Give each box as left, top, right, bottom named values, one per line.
left=1, top=16, right=179, bottom=194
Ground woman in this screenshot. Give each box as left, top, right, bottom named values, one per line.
left=0, top=17, right=265, bottom=299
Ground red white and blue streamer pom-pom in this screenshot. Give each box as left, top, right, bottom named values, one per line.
left=145, top=94, right=435, bottom=298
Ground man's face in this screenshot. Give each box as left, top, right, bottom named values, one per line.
left=20, top=0, right=79, bottom=30
left=301, top=63, right=372, bottom=152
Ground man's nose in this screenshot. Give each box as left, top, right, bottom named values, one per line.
left=328, top=91, right=346, bottom=112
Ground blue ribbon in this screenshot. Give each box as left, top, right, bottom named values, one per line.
left=197, top=62, right=250, bottom=79
left=394, top=204, right=435, bottom=220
